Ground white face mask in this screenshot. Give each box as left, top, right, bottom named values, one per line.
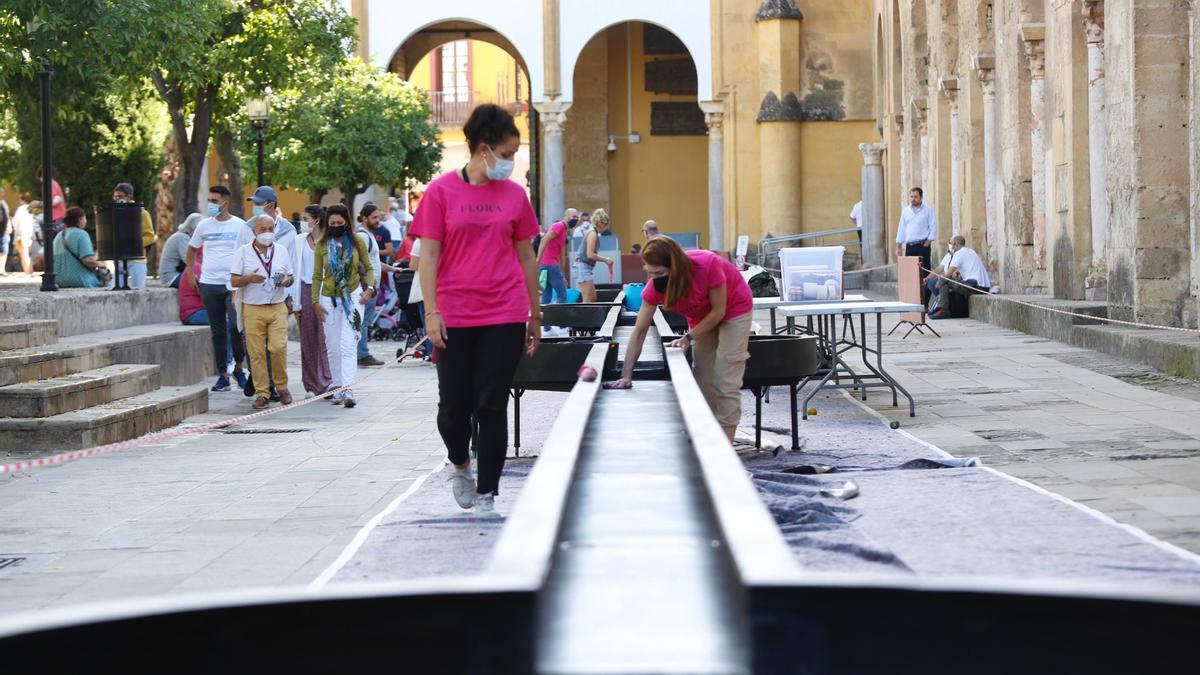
left=255, top=231, right=275, bottom=246
left=485, top=144, right=515, bottom=181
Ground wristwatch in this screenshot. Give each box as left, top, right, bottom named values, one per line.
left=685, top=332, right=695, bottom=344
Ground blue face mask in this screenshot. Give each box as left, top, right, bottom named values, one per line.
left=485, top=145, right=515, bottom=181
left=207, top=203, right=220, bottom=217
left=252, top=205, right=266, bottom=217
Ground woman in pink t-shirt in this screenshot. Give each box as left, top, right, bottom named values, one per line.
left=410, top=104, right=542, bottom=519
left=606, top=236, right=754, bottom=440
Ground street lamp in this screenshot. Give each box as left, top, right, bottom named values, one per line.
left=246, top=92, right=271, bottom=187
left=28, top=18, right=57, bottom=291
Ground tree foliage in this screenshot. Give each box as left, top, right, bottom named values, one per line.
left=260, top=59, right=443, bottom=205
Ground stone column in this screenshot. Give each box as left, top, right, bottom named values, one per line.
left=913, top=97, right=931, bottom=198
left=974, top=53, right=998, bottom=270
left=939, top=76, right=961, bottom=236
left=543, top=0, right=561, bottom=99
left=1105, top=0, right=1191, bottom=325
left=859, top=143, right=886, bottom=268
left=533, top=101, right=570, bottom=228
left=755, top=1, right=805, bottom=237
left=1082, top=1, right=1107, bottom=299
left=700, top=101, right=726, bottom=251
left=896, top=114, right=908, bottom=204
left=1022, top=23, right=1047, bottom=273
left=1192, top=0, right=1200, bottom=326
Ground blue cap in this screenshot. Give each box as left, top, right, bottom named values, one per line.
left=248, top=186, right=278, bottom=204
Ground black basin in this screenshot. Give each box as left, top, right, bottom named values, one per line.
left=741, top=335, right=822, bottom=450
left=742, top=335, right=821, bottom=388
left=513, top=337, right=618, bottom=393
left=662, top=309, right=689, bottom=333
left=542, top=303, right=616, bottom=331
left=595, top=284, right=623, bottom=303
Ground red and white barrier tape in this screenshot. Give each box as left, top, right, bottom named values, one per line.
left=923, top=267, right=1200, bottom=335
left=1, top=337, right=432, bottom=477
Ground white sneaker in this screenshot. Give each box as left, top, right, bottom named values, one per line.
left=473, top=492, right=501, bottom=519
left=451, top=465, right=476, bottom=509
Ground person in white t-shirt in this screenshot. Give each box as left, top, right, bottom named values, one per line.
left=231, top=214, right=295, bottom=408
left=930, top=235, right=990, bottom=319
left=384, top=196, right=410, bottom=247
left=187, top=185, right=248, bottom=392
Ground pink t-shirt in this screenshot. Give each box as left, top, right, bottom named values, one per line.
left=640, top=250, right=754, bottom=328
left=539, top=220, right=568, bottom=266
left=410, top=171, right=540, bottom=328
left=179, top=258, right=204, bottom=322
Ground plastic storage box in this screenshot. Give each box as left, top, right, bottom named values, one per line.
left=779, top=246, right=845, bottom=302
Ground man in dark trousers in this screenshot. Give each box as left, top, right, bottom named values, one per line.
left=894, top=187, right=938, bottom=305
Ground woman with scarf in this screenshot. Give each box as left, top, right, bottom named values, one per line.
left=411, top=103, right=541, bottom=519
left=310, top=203, right=376, bottom=409
left=291, top=204, right=334, bottom=399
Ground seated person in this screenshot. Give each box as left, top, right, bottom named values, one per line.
left=53, top=207, right=107, bottom=288
left=924, top=242, right=954, bottom=312
left=930, top=235, right=990, bottom=319
left=179, top=256, right=207, bottom=325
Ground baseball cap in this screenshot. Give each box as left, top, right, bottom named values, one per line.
left=248, top=186, right=278, bottom=204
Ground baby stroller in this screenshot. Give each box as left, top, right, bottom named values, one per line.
left=369, top=269, right=412, bottom=344
left=372, top=268, right=428, bottom=358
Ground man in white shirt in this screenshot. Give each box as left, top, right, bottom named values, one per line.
left=384, top=196, right=410, bottom=247
left=187, top=185, right=248, bottom=392
left=231, top=215, right=294, bottom=408
left=931, top=235, right=990, bottom=319
left=895, top=187, right=938, bottom=305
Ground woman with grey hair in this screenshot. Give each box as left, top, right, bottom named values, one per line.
left=159, top=212, right=203, bottom=287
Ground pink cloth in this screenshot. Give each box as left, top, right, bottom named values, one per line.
left=539, top=220, right=568, bottom=265
left=179, top=258, right=204, bottom=322
left=640, top=250, right=753, bottom=328
left=409, top=171, right=540, bottom=328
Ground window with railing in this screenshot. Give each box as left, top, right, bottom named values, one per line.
left=431, top=40, right=472, bottom=126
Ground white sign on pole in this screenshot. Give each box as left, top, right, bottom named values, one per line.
left=735, top=235, right=750, bottom=268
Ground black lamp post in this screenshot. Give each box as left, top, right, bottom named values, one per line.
left=246, top=94, right=270, bottom=187
left=37, top=58, right=58, bottom=292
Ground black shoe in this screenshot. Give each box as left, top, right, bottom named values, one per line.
left=269, top=388, right=281, bottom=402
left=242, top=373, right=255, bottom=397
left=358, top=355, right=384, bottom=367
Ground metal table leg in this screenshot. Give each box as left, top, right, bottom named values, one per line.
left=874, top=313, right=916, bottom=416
left=789, top=383, right=799, bottom=450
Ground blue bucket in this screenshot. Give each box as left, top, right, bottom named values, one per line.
left=624, top=283, right=645, bottom=311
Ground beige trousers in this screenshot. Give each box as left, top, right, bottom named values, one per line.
left=692, top=312, right=752, bottom=439
left=243, top=302, right=289, bottom=398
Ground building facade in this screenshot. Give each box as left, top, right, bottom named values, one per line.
left=351, top=0, right=878, bottom=251
left=872, top=0, right=1200, bottom=327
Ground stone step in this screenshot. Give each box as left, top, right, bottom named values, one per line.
left=0, top=364, right=160, bottom=418
left=0, top=287, right=182, bottom=337
left=0, top=323, right=210, bottom=388
left=0, top=320, right=58, bottom=351
left=0, top=383, right=209, bottom=452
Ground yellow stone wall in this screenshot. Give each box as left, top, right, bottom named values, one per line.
left=409, top=41, right=531, bottom=140
left=604, top=23, right=708, bottom=247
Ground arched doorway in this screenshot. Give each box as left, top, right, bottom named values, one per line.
left=565, top=21, right=707, bottom=252
left=388, top=21, right=537, bottom=212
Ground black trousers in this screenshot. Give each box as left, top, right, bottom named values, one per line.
left=199, top=283, right=244, bottom=376
left=435, top=323, right=526, bottom=496
left=905, top=242, right=932, bottom=306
